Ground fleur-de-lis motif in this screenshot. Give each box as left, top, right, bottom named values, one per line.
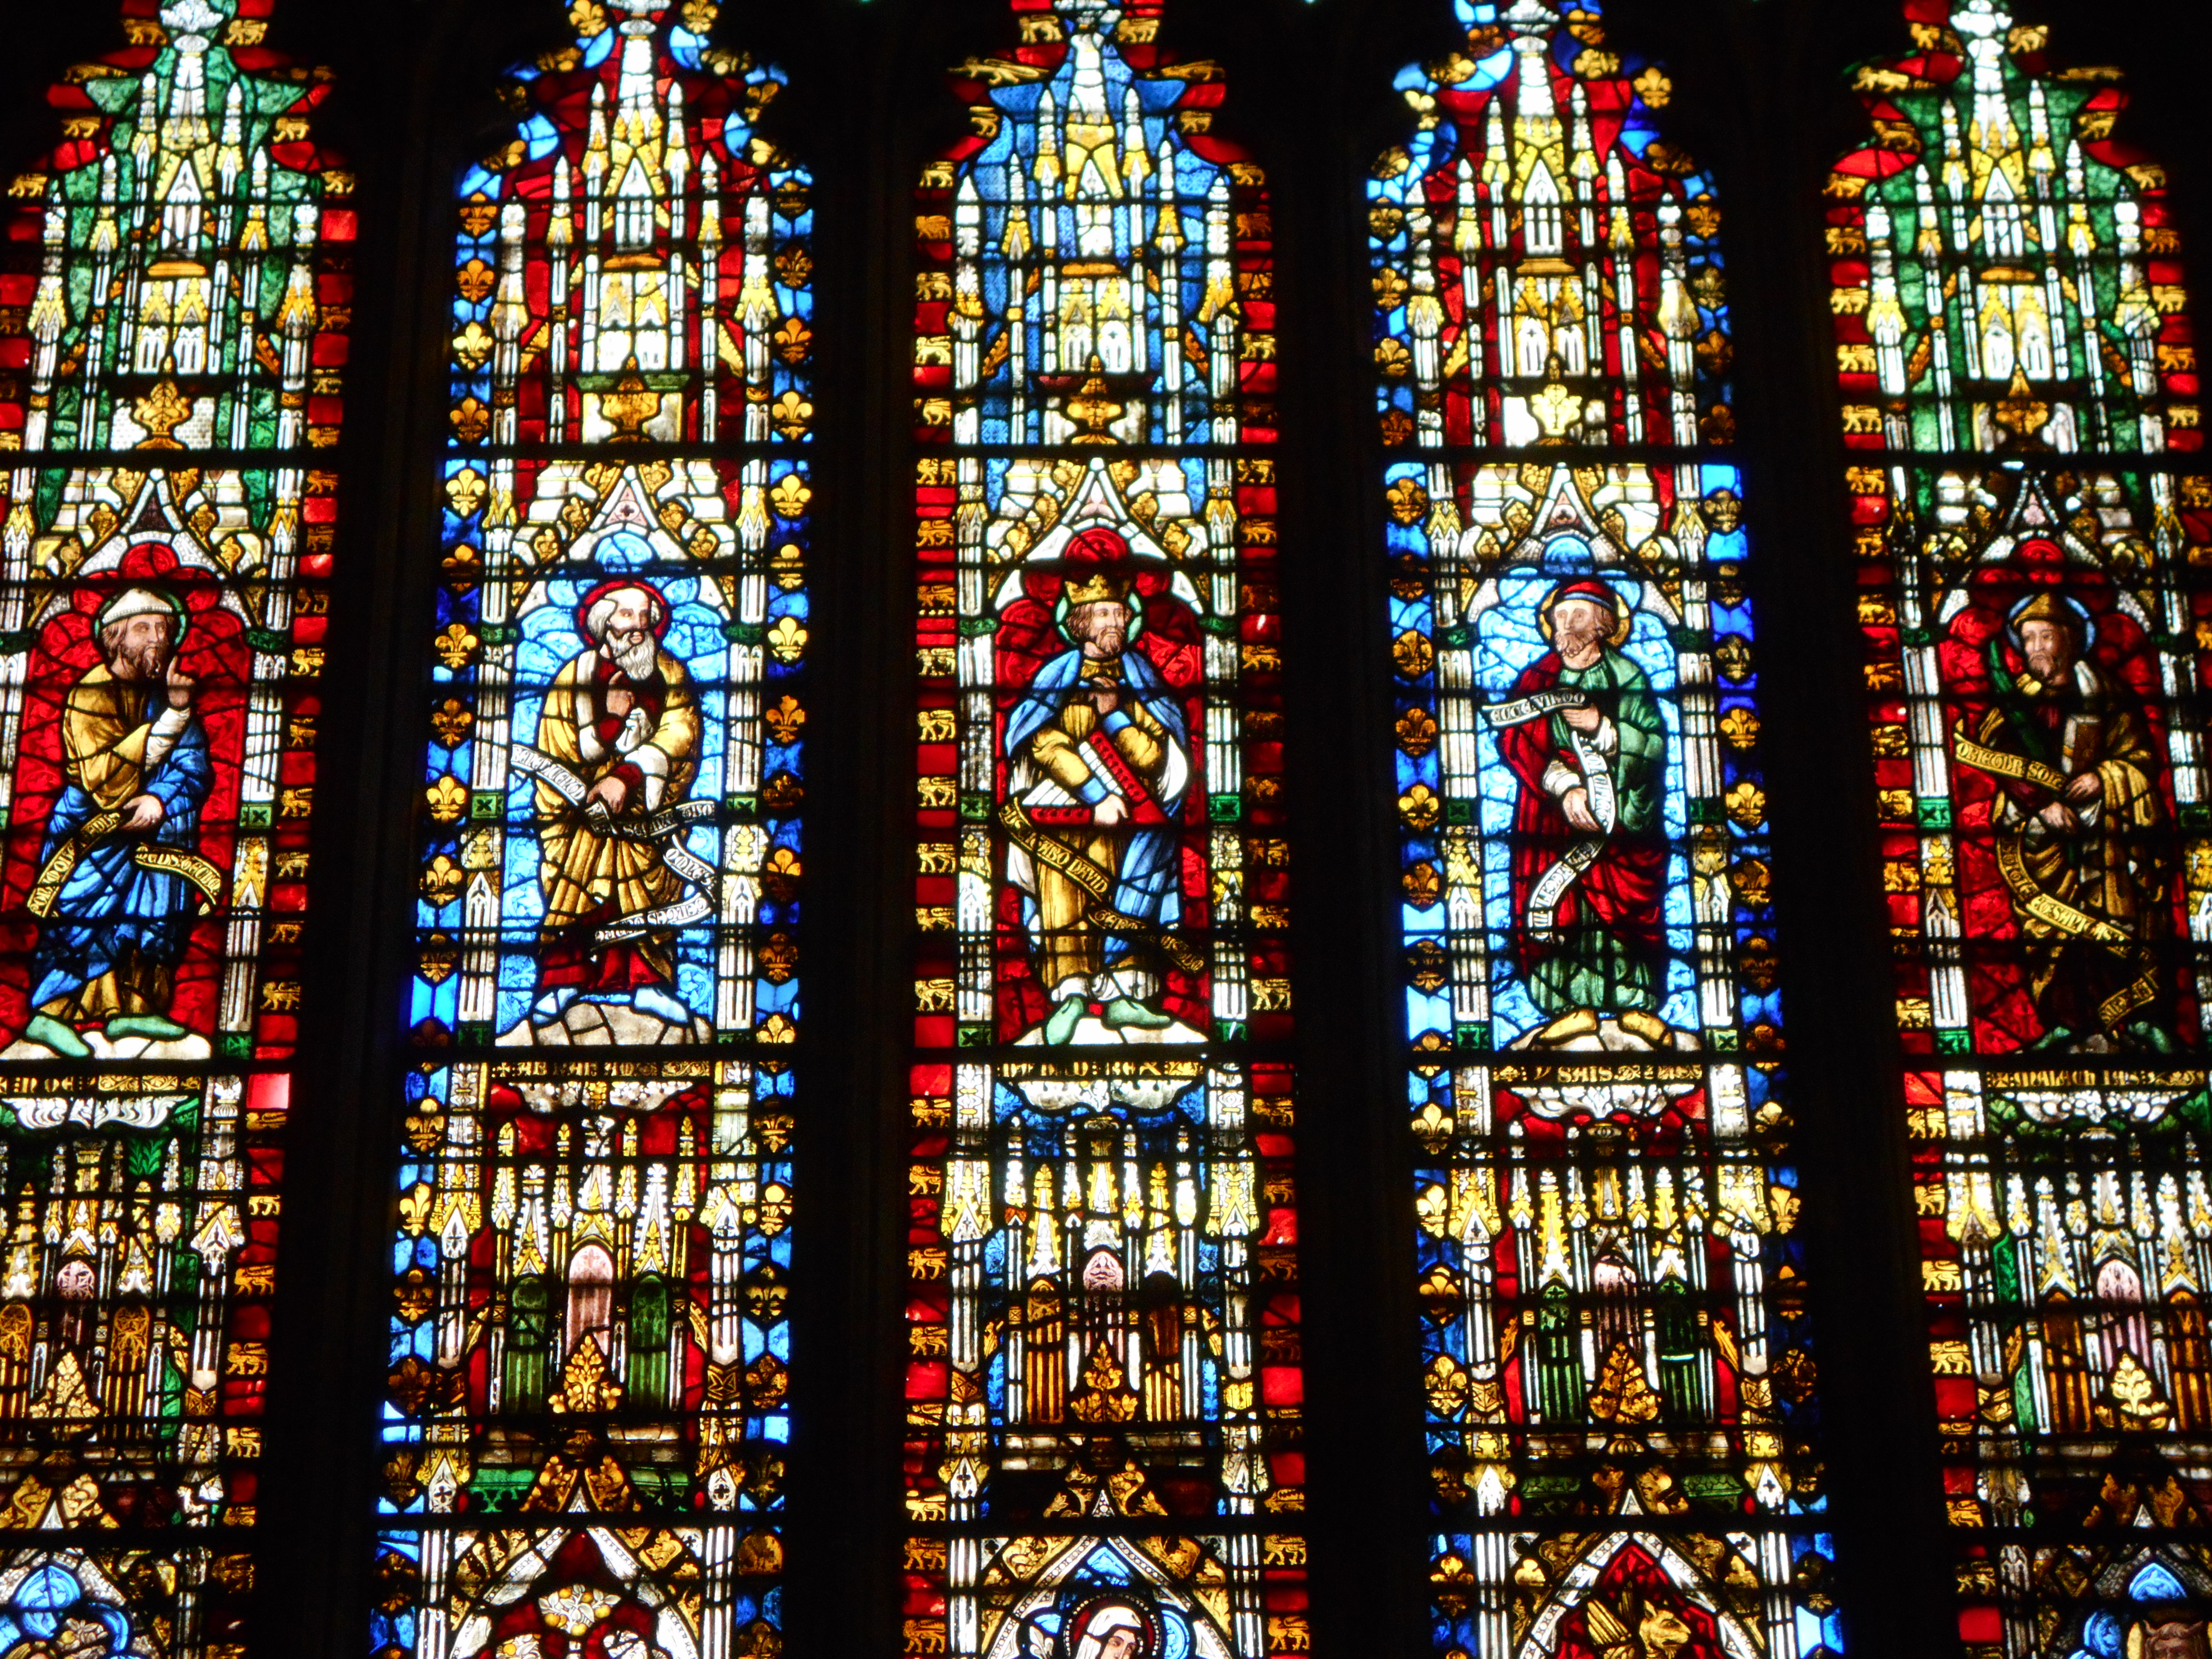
left=431, top=623, right=478, bottom=669
left=766, top=616, right=807, bottom=664
left=768, top=474, right=811, bottom=520
left=423, top=775, right=469, bottom=824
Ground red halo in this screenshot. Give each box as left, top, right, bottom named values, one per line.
left=1063, top=526, right=1132, bottom=567
left=574, top=576, right=674, bottom=644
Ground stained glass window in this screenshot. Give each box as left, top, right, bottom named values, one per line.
left=1372, top=4, right=1844, bottom=1656
left=0, top=0, right=349, bottom=1650
left=1831, top=0, right=2210, bottom=1650
left=368, top=4, right=803, bottom=1656
left=904, top=3, right=1306, bottom=1656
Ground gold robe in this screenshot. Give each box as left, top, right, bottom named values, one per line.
left=65, top=667, right=167, bottom=808
left=534, top=649, right=701, bottom=974
left=1021, top=675, right=1174, bottom=997
left=1973, top=657, right=2165, bottom=1033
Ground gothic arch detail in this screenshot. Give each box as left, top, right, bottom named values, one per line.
left=373, top=2, right=805, bottom=1653
left=1372, top=1, right=1838, bottom=1653
left=1831, top=0, right=2212, bottom=1649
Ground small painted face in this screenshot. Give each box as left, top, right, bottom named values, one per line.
left=2139, top=1622, right=2208, bottom=1659
left=2019, top=617, right=2076, bottom=684
left=1551, top=596, right=1611, bottom=662
left=105, top=611, right=176, bottom=681
left=599, top=592, right=659, bottom=650
left=1073, top=1611, right=1150, bottom=1659
left=1071, top=599, right=1131, bottom=657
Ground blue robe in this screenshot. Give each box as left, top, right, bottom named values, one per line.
left=1004, top=644, right=1189, bottom=975
left=30, top=692, right=214, bottom=1015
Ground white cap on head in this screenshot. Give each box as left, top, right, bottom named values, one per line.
left=96, top=586, right=180, bottom=634
left=1074, top=1607, right=1147, bottom=1659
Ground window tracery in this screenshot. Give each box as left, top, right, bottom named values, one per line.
left=0, top=1, right=2195, bottom=1651
left=1832, top=1, right=2211, bottom=1651
left=0, top=0, right=350, bottom=1650
left=904, top=4, right=1306, bottom=1656
left=372, top=4, right=804, bottom=1655
left=1373, top=4, right=1840, bottom=1655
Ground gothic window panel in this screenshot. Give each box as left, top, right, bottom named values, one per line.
left=1850, top=464, right=2207, bottom=1061
left=1370, top=2, right=1731, bottom=453
left=0, top=0, right=350, bottom=1064
left=369, top=1526, right=781, bottom=1659
left=0, top=1548, right=253, bottom=1658
left=1829, top=8, right=2196, bottom=457
left=1373, top=6, right=1840, bottom=1657
left=380, top=1060, right=790, bottom=1507
left=0, top=2, right=349, bottom=1653
left=903, top=4, right=1305, bottom=1657
left=379, top=5, right=804, bottom=1656
left=1832, top=1, right=2211, bottom=1652
left=0, top=1073, right=286, bottom=1513
left=417, top=451, right=807, bottom=1050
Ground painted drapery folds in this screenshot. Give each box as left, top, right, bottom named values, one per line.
left=374, top=5, right=803, bottom=1657
left=0, top=0, right=349, bottom=1653
left=905, top=3, right=1307, bottom=1657
left=1830, top=0, right=2212, bottom=1653
left=1374, top=4, right=1841, bottom=1657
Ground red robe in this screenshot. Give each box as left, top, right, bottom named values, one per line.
left=1493, top=651, right=1668, bottom=1015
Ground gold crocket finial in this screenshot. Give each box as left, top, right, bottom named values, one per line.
left=131, top=379, right=193, bottom=448
left=1993, top=365, right=2052, bottom=445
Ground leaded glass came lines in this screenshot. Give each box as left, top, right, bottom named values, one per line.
left=371, top=5, right=804, bottom=1656
left=1833, top=1, right=2212, bottom=1651
left=904, top=4, right=1307, bottom=1656
left=0, top=0, right=350, bottom=1651
left=1375, top=4, right=1842, bottom=1656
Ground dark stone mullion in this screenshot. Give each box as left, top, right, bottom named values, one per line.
left=1620, top=0, right=1963, bottom=1650
left=252, top=4, right=484, bottom=1655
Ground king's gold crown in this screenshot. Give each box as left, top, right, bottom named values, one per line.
left=1063, top=569, right=1132, bottom=606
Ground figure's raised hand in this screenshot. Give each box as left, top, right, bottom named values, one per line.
left=1562, top=702, right=1602, bottom=734
left=164, top=656, right=195, bottom=711
left=2065, top=770, right=2101, bottom=803
left=1093, top=794, right=1128, bottom=828
left=1562, top=786, right=1601, bottom=833
left=604, top=685, right=635, bottom=718
left=120, top=792, right=167, bottom=833
left=1088, top=679, right=1121, bottom=718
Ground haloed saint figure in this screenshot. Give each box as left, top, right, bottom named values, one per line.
left=21, top=587, right=216, bottom=1059
left=527, top=578, right=703, bottom=1034
left=1003, top=529, right=1193, bottom=1046
left=1488, top=578, right=1670, bottom=1044
left=1952, top=589, right=2171, bottom=1051
left=1027, top=1597, right=1162, bottom=1659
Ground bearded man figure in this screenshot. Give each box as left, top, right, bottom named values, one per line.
left=2133, top=1622, right=2210, bottom=1659
left=1953, top=590, right=2170, bottom=1050
left=1486, top=578, right=1670, bottom=1041
left=1002, top=531, right=1192, bottom=1046
left=526, top=578, right=702, bottom=1030
left=21, top=587, right=217, bottom=1059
